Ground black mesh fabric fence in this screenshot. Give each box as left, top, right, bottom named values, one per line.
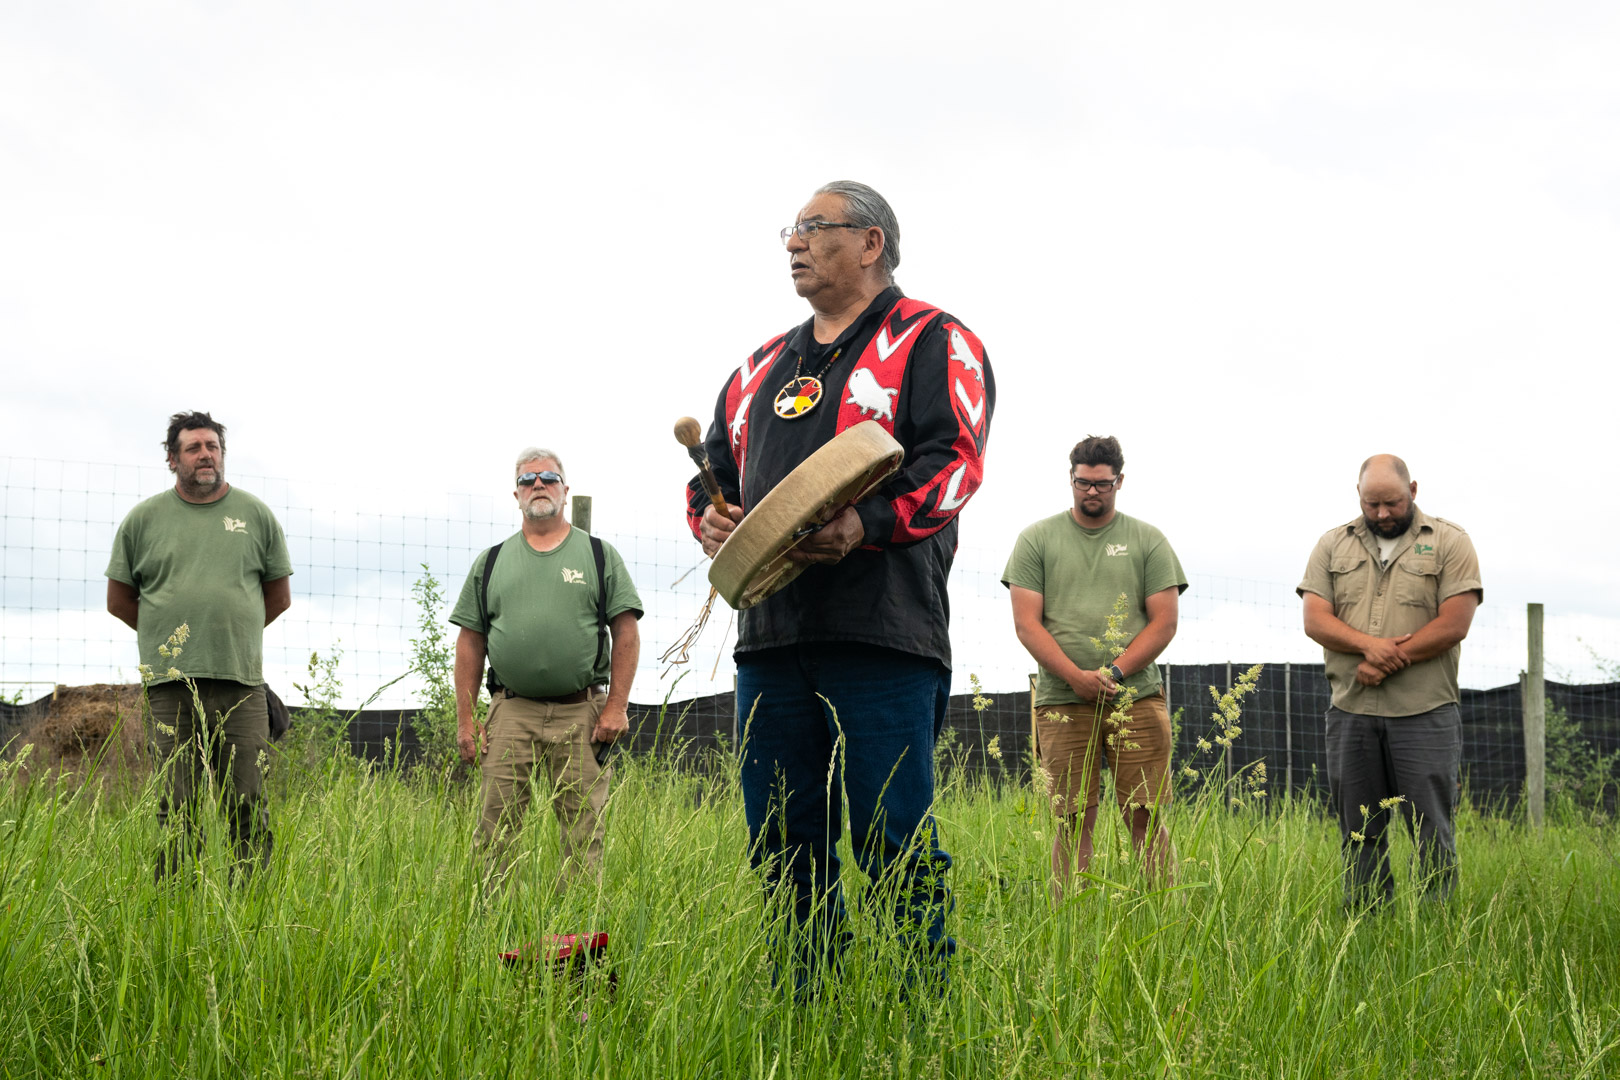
left=279, top=686, right=1043, bottom=779
left=1163, top=666, right=1620, bottom=808
left=0, top=694, right=49, bottom=748
left=333, top=670, right=1618, bottom=811
left=8, top=672, right=1618, bottom=813
left=1164, top=663, right=1332, bottom=798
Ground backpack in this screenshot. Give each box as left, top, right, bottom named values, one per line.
left=477, top=533, right=608, bottom=695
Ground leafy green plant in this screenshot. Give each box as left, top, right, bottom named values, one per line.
left=291, top=641, right=345, bottom=728
left=1544, top=696, right=1619, bottom=813
left=274, top=642, right=362, bottom=789
left=409, top=564, right=466, bottom=770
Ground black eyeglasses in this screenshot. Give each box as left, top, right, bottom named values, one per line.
left=516, top=470, right=564, bottom=487
left=1072, top=476, right=1120, bottom=493
left=779, top=221, right=864, bottom=245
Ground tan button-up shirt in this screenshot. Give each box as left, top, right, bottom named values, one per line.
left=1298, top=507, right=1483, bottom=717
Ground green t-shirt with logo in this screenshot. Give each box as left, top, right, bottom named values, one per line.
left=450, top=528, right=643, bottom=700
left=106, top=487, right=293, bottom=687
left=1002, top=510, right=1188, bottom=707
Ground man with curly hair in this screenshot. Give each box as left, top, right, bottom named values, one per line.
left=107, top=410, right=292, bottom=880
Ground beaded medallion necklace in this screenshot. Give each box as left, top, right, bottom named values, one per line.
left=772, top=346, right=843, bottom=420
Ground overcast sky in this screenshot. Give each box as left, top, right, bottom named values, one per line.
left=3, top=2, right=1617, bottom=696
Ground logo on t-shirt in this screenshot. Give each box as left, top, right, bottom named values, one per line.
left=223, top=516, right=247, bottom=534
left=1106, top=543, right=1128, bottom=556
left=561, top=567, right=586, bottom=585
left=1414, top=542, right=1434, bottom=555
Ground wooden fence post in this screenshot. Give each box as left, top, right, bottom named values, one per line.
left=571, top=494, right=593, bottom=534
left=1523, top=602, right=1545, bottom=827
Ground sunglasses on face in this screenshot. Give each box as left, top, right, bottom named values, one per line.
left=516, top=470, right=564, bottom=487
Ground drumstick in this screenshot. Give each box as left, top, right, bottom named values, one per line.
left=674, top=417, right=730, bottom=517
left=665, top=417, right=728, bottom=672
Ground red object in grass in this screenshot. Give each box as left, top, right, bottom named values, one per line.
left=500, top=932, right=609, bottom=967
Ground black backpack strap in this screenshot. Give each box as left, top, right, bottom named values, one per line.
left=479, top=542, right=503, bottom=693
left=590, top=535, right=609, bottom=674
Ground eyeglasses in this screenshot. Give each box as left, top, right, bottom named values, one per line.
left=516, top=470, right=564, bottom=487
left=779, top=221, right=864, bottom=246
left=1072, top=476, right=1120, bottom=493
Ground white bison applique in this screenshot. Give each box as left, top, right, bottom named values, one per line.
left=949, top=328, right=984, bottom=383
left=845, top=368, right=898, bottom=421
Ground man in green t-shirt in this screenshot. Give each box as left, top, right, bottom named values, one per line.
left=450, top=447, right=643, bottom=892
left=1002, top=435, right=1187, bottom=898
left=107, top=411, right=293, bottom=881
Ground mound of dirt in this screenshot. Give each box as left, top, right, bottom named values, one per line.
left=10, top=683, right=147, bottom=781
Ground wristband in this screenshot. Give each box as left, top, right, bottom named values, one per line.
left=1108, top=664, right=1125, bottom=683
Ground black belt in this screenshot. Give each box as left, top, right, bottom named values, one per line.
left=502, top=684, right=604, bottom=705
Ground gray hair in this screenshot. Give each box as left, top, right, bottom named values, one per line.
left=814, top=180, right=900, bottom=283
left=514, top=447, right=565, bottom=481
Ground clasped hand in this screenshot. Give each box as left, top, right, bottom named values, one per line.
left=1067, top=667, right=1119, bottom=703
left=1356, top=633, right=1414, bottom=686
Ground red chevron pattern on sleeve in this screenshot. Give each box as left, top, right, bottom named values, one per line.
left=885, top=318, right=993, bottom=544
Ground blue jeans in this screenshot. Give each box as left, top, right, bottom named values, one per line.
left=737, top=644, right=955, bottom=988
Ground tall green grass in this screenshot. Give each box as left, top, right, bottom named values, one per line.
left=3, top=738, right=1617, bottom=1078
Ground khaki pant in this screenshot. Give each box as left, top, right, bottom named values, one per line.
left=146, top=679, right=272, bottom=881
left=477, top=691, right=610, bottom=891
left=1036, top=691, right=1175, bottom=818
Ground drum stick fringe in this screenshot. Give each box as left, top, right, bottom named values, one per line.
left=664, top=416, right=729, bottom=675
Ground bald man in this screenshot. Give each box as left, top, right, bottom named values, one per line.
left=1298, top=455, right=1482, bottom=906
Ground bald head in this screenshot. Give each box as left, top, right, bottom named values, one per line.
left=1358, top=454, right=1410, bottom=486
left=1356, top=454, right=1418, bottom=538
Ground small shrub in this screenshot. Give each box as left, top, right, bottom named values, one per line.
left=277, top=643, right=363, bottom=788
left=409, top=565, right=461, bottom=769
left=1544, top=697, right=1619, bottom=812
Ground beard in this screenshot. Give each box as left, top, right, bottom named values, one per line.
left=1365, top=505, right=1416, bottom=538
left=1077, top=498, right=1109, bottom=520
left=177, top=462, right=223, bottom=496
left=522, top=495, right=562, bottom=522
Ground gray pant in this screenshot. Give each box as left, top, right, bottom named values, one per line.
left=1325, top=704, right=1460, bottom=906
left=147, top=679, right=273, bottom=881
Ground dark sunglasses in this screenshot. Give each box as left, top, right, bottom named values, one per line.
left=516, top=470, right=564, bottom=487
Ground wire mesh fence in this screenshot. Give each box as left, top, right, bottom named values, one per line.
left=4, top=455, right=1618, bottom=808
